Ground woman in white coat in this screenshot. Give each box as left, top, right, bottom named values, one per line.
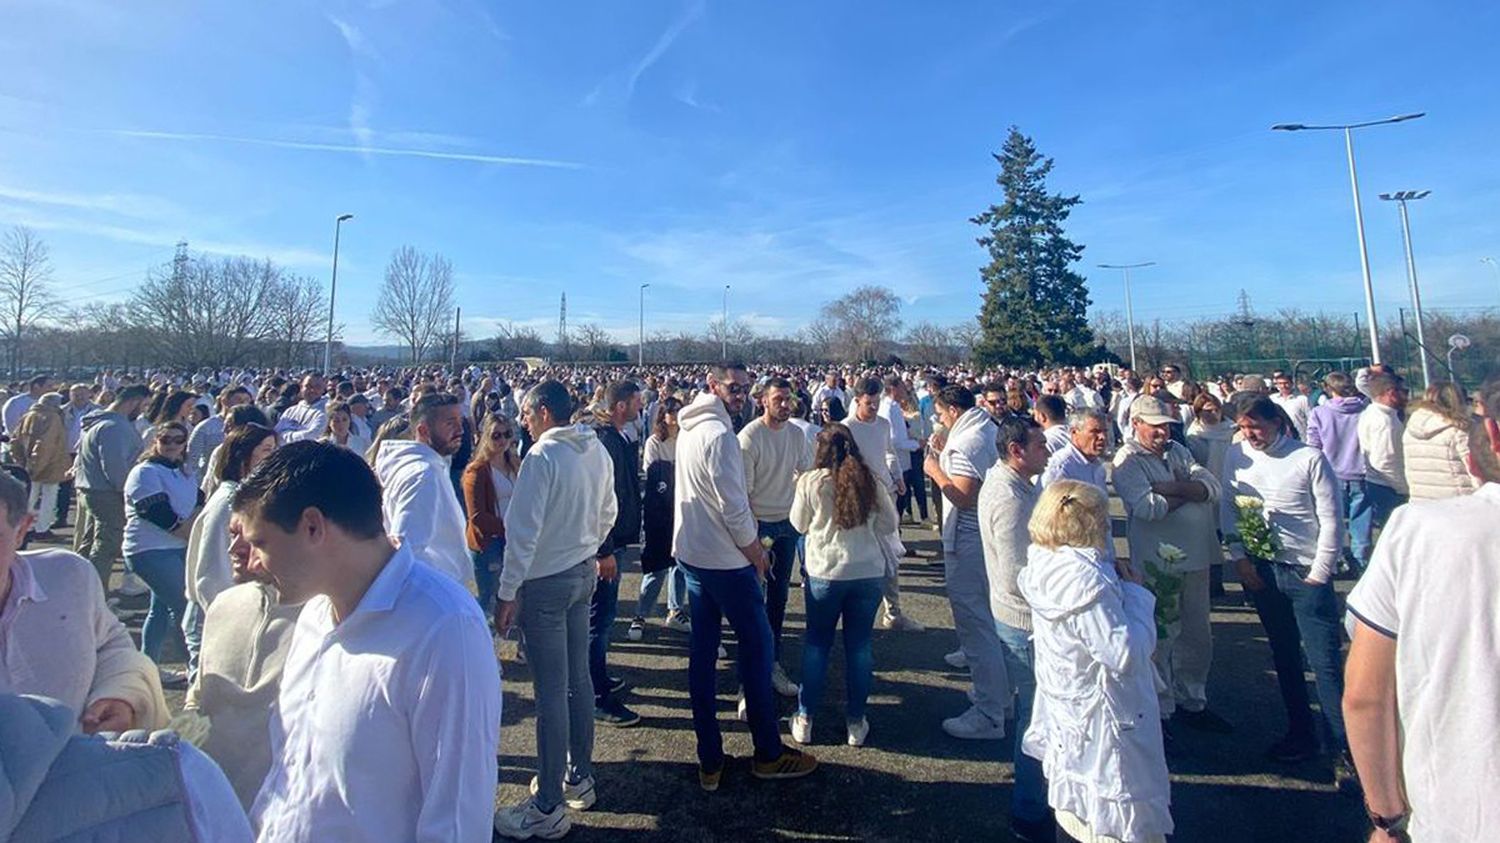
left=1019, top=479, right=1172, bottom=843
left=1402, top=382, right=1478, bottom=500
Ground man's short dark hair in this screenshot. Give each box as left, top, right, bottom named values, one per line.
left=116, top=384, right=151, bottom=403
left=604, top=380, right=641, bottom=409
left=881, top=374, right=904, bottom=392
left=765, top=376, right=792, bottom=392
left=982, top=381, right=1005, bottom=397
left=28, top=375, right=49, bottom=390
left=412, top=392, right=461, bottom=428
left=526, top=380, right=574, bottom=422
left=997, top=414, right=1041, bottom=458
left=935, top=385, right=975, bottom=412
left=854, top=377, right=882, bottom=398
left=711, top=361, right=748, bottom=381
left=1035, top=394, right=1067, bottom=423
left=0, top=470, right=29, bottom=528
left=1367, top=372, right=1404, bottom=399
left=232, top=441, right=385, bottom=540
left=386, top=385, right=408, bottom=402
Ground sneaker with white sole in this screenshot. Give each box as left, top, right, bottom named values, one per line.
left=627, top=617, right=644, bottom=641
left=790, top=712, right=813, bottom=745
left=943, top=649, right=969, bottom=669
left=942, top=705, right=1006, bottom=740
left=494, top=798, right=571, bottom=840
left=881, top=614, right=926, bottom=632
left=846, top=717, right=870, bottom=747
left=666, top=611, right=692, bottom=632
left=529, top=774, right=596, bottom=811
left=771, top=663, right=800, bottom=697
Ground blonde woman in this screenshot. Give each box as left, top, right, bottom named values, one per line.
left=1402, top=382, right=1478, bottom=500
left=1019, top=480, right=1171, bottom=843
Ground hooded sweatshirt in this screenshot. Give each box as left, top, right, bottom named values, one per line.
left=938, top=406, right=999, bottom=553
left=1402, top=406, right=1477, bottom=500
left=497, top=424, right=616, bottom=601
left=673, top=391, right=759, bottom=570
left=1304, top=395, right=1368, bottom=481
left=374, top=439, right=474, bottom=588
left=73, top=409, right=145, bottom=493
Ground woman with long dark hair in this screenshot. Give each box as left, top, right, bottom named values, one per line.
left=787, top=422, right=898, bottom=748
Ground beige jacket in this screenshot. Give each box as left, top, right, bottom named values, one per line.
left=1402, top=407, right=1477, bottom=500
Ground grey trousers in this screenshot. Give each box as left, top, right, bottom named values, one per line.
left=1154, top=566, right=1213, bottom=716
left=518, top=558, right=598, bottom=812
left=945, top=527, right=1010, bottom=725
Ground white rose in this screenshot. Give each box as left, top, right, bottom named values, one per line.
left=1157, top=542, right=1186, bottom=563
left=1234, top=495, right=1264, bottom=511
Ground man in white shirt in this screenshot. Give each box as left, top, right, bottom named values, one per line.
left=675, top=362, right=817, bottom=791
left=1356, top=372, right=1409, bottom=567
left=494, top=380, right=618, bottom=839
left=809, top=372, right=846, bottom=418
left=372, top=393, right=473, bottom=588
left=1160, top=364, right=1186, bottom=400
left=1060, top=372, right=1103, bottom=413
left=0, top=471, right=167, bottom=734
left=236, top=441, right=501, bottom=843
left=847, top=377, right=922, bottom=632
left=272, top=373, right=328, bottom=443
left=1040, top=408, right=1109, bottom=492
left=1270, top=372, right=1312, bottom=440
left=1344, top=400, right=1500, bottom=843
left=1032, top=394, right=1071, bottom=454
left=1220, top=396, right=1350, bottom=783
left=55, top=383, right=99, bottom=530
left=739, top=376, right=813, bottom=698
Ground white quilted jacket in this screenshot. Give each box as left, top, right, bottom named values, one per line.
left=1402, top=407, right=1477, bottom=500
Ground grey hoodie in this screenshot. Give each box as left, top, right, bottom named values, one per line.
left=73, top=409, right=144, bottom=493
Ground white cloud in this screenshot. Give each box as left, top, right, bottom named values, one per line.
left=105, top=129, right=585, bottom=169
left=0, top=183, right=181, bottom=220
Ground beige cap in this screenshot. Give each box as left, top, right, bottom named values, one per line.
left=1129, top=395, right=1177, bottom=425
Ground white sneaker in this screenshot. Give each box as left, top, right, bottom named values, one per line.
left=529, top=773, right=596, bottom=811
left=627, top=617, right=644, bottom=641
left=790, top=713, right=813, bottom=745
left=771, top=663, right=800, bottom=697
left=943, top=649, right=969, bottom=669
left=666, top=611, right=692, bottom=632
left=494, top=798, right=571, bottom=839
left=846, top=717, right=870, bottom=747
left=118, top=572, right=149, bottom=597
left=942, top=705, right=1006, bottom=740
left=736, top=695, right=748, bottom=722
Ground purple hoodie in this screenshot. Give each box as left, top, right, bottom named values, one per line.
left=1305, top=396, right=1368, bottom=480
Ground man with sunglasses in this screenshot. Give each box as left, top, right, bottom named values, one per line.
left=676, top=362, right=818, bottom=791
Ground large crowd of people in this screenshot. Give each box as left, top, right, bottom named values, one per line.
left=0, top=357, right=1495, bottom=842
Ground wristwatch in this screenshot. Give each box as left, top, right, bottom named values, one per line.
left=1367, top=805, right=1410, bottom=842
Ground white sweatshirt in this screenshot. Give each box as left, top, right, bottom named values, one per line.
left=790, top=468, right=898, bottom=581
left=1220, top=435, right=1342, bottom=583
left=878, top=396, right=920, bottom=472
left=845, top=414, right=898, bottom=492
left=374, top=439, right=474, bottom=588
left=673, top=392, right=758, bottom=570
left=1358, top=402, right=1408, bottom=494
left=496, top=424, right=617, bottom=601
left=738, top=417, right=812, bottom=522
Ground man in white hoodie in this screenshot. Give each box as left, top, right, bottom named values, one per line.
left=373, top=392, right=473, bottom=588
left=494, top=381, right=618, bottom=840
left=1356, top=371, right=1409, bottom=568
left=675, top=362, right=818, bottom=792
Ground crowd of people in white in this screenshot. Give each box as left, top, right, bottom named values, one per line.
left=0, top=357, right=1495, bottom=842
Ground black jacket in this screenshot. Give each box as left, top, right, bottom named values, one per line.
left=640, top=458, right=676, bottom=572
left=594, top=423, right=642, bottom=557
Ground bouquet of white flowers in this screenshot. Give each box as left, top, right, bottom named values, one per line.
left=1141, top=542, right=1187, bottom=640
left=1233, top=495, right=1281, bottom=561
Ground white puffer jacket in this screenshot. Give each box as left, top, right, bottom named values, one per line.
left=1402, top=407, right=1477, bottom=500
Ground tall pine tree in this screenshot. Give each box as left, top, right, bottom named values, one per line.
left=970, top=127, right=1097, bottom=367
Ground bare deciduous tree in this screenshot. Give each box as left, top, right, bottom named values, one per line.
left=0, top=226, right=59, bottom=375
left=129, top=250, right=284, bottom=368
left=903, top=321, right=958, bottom=366
left=371, top=246, right=455, bottom=364
left=572, top=323, right=614, bottom=361
left=493, top=322, right=548, bottom=359
left=270, top=274, right=331, bottom=368
left=819, top=285, right=902, bottom=363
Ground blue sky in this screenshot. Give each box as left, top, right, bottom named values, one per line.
left=1, top=0, right=1497, bottom=345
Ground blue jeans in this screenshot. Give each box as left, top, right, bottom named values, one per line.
left=995, top=621, right=1048, bottom=825
left=757, top=519, right=799, bottom=661
left=127, top=547, right=188, bottom=664
left=637, top=563, right=685, bottom=619
left=680, top=562, right=786, bottom=767
left=1247, top=561, right=1347, bottom=751
left=471, top=537, right=504, bottom=616
left=589, top=557, right=622, bottom=706
left=1362, top=482, right=1405, bottom=565
left=1342, top=479, right=1374, bottom=565
left=798, top=576, right=882, bottom=721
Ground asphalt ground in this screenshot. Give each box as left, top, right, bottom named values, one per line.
left=87, top=503, right=1370, bottom=843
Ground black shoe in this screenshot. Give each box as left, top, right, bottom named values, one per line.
left=1010, top=815, right=1056, bottom=843
left=1174, top=707, right=1234, bottom=735
left=606, top=676, right=629, bottom=696
left=1266, top=734, right=1318, bottom=763
left=594, top=699, right=641, bottom=728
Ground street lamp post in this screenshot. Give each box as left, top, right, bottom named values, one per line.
left=324, top=213, right=354, bottom=374
left=1097, top=262, right=1154, bottom=371
left=1379, top=190, right=1433, bottom=387
left=1272, top=112, right=1425, bottom=365
left=638, top=283, right=650, bottom=367
left=722, top=284, right=730, bottom=361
